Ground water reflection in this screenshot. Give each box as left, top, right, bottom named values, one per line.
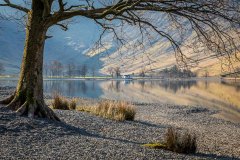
left=132, top=80, right=198, bottom=93
left=0, top=79, right=239, bottom=122
left=44, top=80, right=103, bottom=98
left=98, top=80, right=240, bottom=123
left=159, top=80, right=197, bottom=93
left=221, top=81, right=240, bottom=92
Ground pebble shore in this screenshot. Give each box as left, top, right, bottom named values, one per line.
left=0, top=87, right=239, bottom=159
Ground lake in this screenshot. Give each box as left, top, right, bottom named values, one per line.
left=0, top=78, right=240, bottom=123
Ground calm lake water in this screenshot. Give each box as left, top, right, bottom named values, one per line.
left=0, top=79, right=240, bottom=123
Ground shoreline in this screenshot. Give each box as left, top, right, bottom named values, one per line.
left=0, top=88, right=240, bottom=159
left=0, top=76, right=240, bottom=81
left=1, top=84, right=240, bottom=124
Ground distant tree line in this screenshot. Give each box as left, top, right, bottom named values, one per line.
left=159, top=65, right=196, bottom=78
left=44, top=61, right=96, bottom=77
left=0, top=63, right=5, bottom=75
left=107, top=67, right=121, bottom=78
left=106, top=65, right=196, bottom=78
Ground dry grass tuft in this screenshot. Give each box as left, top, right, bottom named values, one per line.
left=165, top=127, right=197, bottom=154
left=93, top=100, right=136, bottom=121
left=51, top=94, right=78, bottom=110
left=52, top=94, right=69, bottom=110
left=76, top=105, right=92, bottom=112
left=69, top=98, right=77, bottom=110
left=143, top=128, right=197, bottom=154
left=51, top=95, right=136, bottom=121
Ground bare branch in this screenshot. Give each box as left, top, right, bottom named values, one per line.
left=55, top=23, right=68, bottom=31
left=0, top=0, right=30, bottom=13
left=58, top=0, right=67, bottom=12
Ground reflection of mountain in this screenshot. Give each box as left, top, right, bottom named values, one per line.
left=99, top=80, right=240, bottom=123
left=0, top=79, right=239, bottom=122
left=43, top=80, right=103, bottom=98
left=221, top=81, right=240, bottom=92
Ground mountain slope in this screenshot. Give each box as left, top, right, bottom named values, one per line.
left=1, top=14, right=239, bottom=76
left=0, top=20, right=103, bottom=75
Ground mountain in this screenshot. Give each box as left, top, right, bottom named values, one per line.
left=84, top=13, right=240, bottom=77
left=0, top=14, right=239, bottom=77
left=0, top=20, right=104, bottom=75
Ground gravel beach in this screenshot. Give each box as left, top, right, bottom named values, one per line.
left=0, top=87, right=239, bottom=160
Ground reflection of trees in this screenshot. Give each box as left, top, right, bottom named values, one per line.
left=107, top=80, right=121, bottom=92
left=106, top=80, right=196, bottom=94
left=107, top=81, right=114, bottom=91
left=91, top=81, right=95, bottom=91
left=138, top=80, right=145, bottom=91
left=159, top=80, right=197, bottom=93
left=124, top=80, right=131, bottom=84
left=43, top=80, right=104, bottom=98
left=236, top=86, right=240, bottom=92
left=44, top=80, right=64, bottom=95
left=115, top=81, right=121, bottom=92
left=67, top=81, right=76, bottom=97
left=204, top=80, right=209, bottom=89
left=81, top=81, right=88, bottom=94
left=44, top=80, right=88, bottom=97
left=221, top=81, right=240, bottom=92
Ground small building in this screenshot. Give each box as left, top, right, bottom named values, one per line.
left=122, top=75, right=132, bottom=79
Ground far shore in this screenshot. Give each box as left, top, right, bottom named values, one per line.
left=0, top=75, right=240, bottom=82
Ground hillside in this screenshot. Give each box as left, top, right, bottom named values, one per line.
left=0, top=17, right=239, bottom=77
left=0, top=21, right=103, bottom=75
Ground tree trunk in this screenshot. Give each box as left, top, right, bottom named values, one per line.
left=0, top=1, right=59, bottom=121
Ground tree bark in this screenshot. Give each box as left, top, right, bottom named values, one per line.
left=0, top=1, right=59, bottom=120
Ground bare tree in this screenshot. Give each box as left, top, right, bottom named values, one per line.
left=50, top=60, right=63, bottom=77
left=139, top=69, right=146, bottom=77
left=76, top=65, right=81, bottom=77
left=80, top=64, right=88, bottom=78
left=114, top=67, right=121, bottom=78
left=67, top=63, right=75, bottom=77
left=0, top=0, right=239, bottom=120
left=43, top=63, right=49, bottom=77
left=204, top=70, right=209, bottom=78
left=90, top=66, right=96, bottom=77
left=107, top=67, right=114, bottom=78
left=0, top=63, right=5, bottom=75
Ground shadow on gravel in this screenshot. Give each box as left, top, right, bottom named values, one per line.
left=0, top=105, right=142, bottom=145
left=59, top=121, right=143, bottom=145
left=1, top=106, right=238, bottom=159
left=195, top=153, right=240, bottom=160
left=134, top=120, right=167, bottom=128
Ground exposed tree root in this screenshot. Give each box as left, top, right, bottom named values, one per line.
left=0, top=93, right=15, bottom=105
left=0, top=93, right=60, bottom=121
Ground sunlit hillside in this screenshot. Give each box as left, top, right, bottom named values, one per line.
left=99, top=40, right=240, bottom=77
left=1, top=14, right=239, bottom=77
